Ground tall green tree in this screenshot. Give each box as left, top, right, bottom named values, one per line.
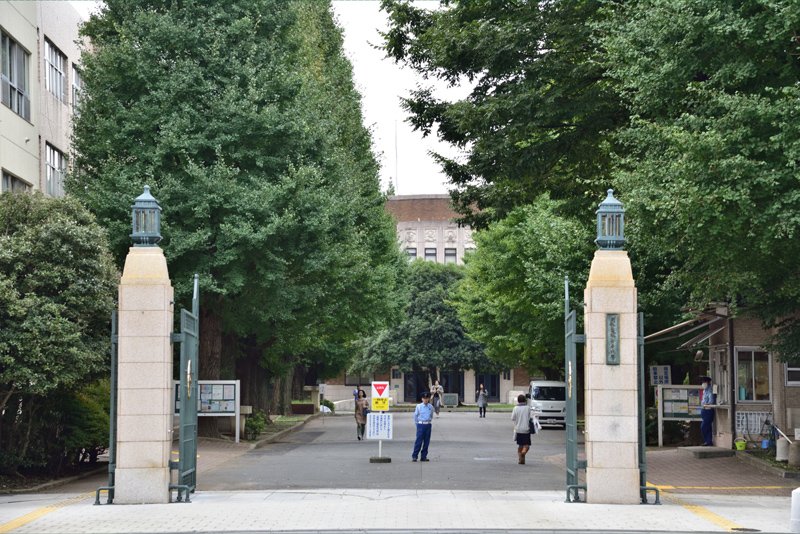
left=71, top=0, right=406, bottom=420
left=453, top=196, right=592, bottom=378
left=600, top=0, right=800, bottom=359
left=381, top=0, right=627, bottom=228
left=352, top=261, right=490, bottom=385
left=0, top=193, right=117, bottom=473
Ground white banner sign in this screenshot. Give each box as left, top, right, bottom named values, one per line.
left=366, top=412, right=393, bottom=440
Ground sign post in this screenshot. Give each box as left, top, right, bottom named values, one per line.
left=368, top=381, right=391, bottom=463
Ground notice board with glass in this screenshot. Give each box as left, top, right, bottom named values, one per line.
left=174, top=379, right=241, bottom=442
left=656, top=384, right=703, bottom=447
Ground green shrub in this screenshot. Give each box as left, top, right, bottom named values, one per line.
left=245, top=410, right=267, bottom=440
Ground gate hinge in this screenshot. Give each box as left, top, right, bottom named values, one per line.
left=171, top=332, right=184, bottom=344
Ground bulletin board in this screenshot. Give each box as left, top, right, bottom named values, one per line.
left=655, top=384, right=703, bottom=447
left=174, top=379, right=241, bottom=442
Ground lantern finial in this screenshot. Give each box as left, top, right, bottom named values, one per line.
left=595, top=189, right=625, bottom=250
left=131, top=185, right=162, bottom=246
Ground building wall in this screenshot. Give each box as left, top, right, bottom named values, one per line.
left=1, top=1, right=39, bottom=189
left=706, top=313, right=800, bottom=447
left=0, top=1, right=82, bottom=196
left=37, top=1, right=83, bottom=197
left=386, top=195, right=475, bottom=265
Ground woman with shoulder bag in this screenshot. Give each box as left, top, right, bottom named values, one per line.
left=355, top=389, right=368, bottom=440
left=511, top=394, right=532, bottom=464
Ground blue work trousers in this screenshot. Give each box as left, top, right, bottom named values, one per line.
left=412, top=423, right=431, bottom=460
left=701, top=408, right=714, bottom=445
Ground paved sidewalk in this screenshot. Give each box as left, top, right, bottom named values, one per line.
left=0, top=416, right=796, bottom=533
left=0, top=488, right=791, bottom=533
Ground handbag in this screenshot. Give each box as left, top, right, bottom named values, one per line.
left=529, top=417, right=537, bottom=435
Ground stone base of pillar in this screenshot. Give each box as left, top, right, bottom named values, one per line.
left=586, top=467, right=640, bottom=504
left=114, top=468, right=170, bottom=504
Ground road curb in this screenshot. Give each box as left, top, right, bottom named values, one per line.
left=0, top=464, right=108, bottom=495
left=736, top=450, right=800, bottom=478
left=253, top=413, right=321, bottom=449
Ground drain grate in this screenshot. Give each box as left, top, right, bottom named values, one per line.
left=731, top=528, right=760, bottom=532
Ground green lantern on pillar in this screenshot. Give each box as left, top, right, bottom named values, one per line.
left=130, top=185, right=162, bottom=246
left=595, top=189, right=624, bottom=250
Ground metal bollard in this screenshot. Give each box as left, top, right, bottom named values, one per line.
left=791, top=487, right=800, bottom=533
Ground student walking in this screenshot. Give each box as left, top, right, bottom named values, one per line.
left=411, top=392, right=434, bottom=461
left=431, top=380, right=444, bottom=417
left=511, top=394, right=532, bottom=464
left=476, top=384, right=489, bottom=418
left=355, top=389, right=368, bottom=440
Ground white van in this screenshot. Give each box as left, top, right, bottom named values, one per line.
left=529, top=380, right=567, bottom=428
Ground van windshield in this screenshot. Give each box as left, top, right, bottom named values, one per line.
left=532, top=386, right=565, bottom=401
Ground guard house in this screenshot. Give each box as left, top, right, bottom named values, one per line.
left=647, top=304, right=800, bottom=448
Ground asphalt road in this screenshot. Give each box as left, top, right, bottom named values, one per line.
left=200, top=411, right=567, bottom=491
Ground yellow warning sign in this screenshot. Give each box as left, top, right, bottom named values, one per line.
left=371, top=397, right=389, bottom=412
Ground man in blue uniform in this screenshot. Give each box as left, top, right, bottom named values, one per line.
left=412, top=391, right=434, bottom=462
left=700, top=376, right=715, bottom=446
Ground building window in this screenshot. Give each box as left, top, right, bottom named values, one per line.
left=424, top=248, right=437, bottom=262
left=787, top=365, right=800, bottom=386
left=444, top=248, right=457, bottom=264
left=1, top=171, right=31, bottom=193
left=502, top=369, right=511, bottom=381
left=1, top=31, right=31, bottom=120
left=345, top=373, right=374, bottom=387
left=71, top=64, right=82, bottom=114
left=391, top=368, right=401, bottom=380
left=735, top=348, right=771, bottom=402
left=406, top=247, right=417, bottom=260
left=45, top=144, right=66, bottom=197
left=44, top=39, right=66, bottom=102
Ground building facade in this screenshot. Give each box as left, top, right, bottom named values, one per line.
left=1, top=1, right=83, bottom=196
left=324, top=195, right=531, bottom=405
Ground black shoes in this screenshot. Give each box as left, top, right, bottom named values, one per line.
left=412, top=458, right=417, bottom=462
left=420, top=458, right=430, bottom=462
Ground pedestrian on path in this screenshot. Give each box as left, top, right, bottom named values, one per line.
left=511, top=394, right=534, bottom=464
left=476, top=384, right=489, bottom=418
left=431, top=380, right=444, bottom=417
left=700, top=376, right=715, bottom=446
left=355, top=389, right=368, bottom=440
left=411, top=391, right=434, bottom=461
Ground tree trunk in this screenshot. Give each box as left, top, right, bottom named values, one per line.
left=237, top=343, right=272, bottom=415
left=198, top=304, right=223, bottom=437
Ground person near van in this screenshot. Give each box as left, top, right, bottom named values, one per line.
left=511, top=394, right=532, bottom=464
left=355, top=389, right=369, bottom=440
left=431, top=380, right=444, bottom=417
left=700, top=376, right=714, bottom=446
left=476, top=384, right=489, bottom=418
left=412, top=391, right=434, bottom=461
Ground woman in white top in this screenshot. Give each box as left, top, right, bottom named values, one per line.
left=511, top=394, right=532, bottom=464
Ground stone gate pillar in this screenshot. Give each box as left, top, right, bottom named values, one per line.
left=114, top=187, right=173, bottom=504
left=584, top=190, right=640, bottom=504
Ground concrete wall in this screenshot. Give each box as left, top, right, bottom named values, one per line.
left=0, top=1, right=82, bottom=195
left=0, top=1, right=39, bottom=188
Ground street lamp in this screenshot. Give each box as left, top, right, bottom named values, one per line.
left=595, top=189, right=624, bottom=250
left=130, top=185, right=162, bottom=246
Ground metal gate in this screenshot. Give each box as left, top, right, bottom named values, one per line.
left=171, top=274, right=200, bottom=502
left=95, top=311, right=118, bottom=505
left=564, top=277, right=585, bottom=502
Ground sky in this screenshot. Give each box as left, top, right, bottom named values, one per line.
left=68, top=1, right=467, bottom=196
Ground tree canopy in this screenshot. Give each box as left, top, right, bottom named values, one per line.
left=71, top=0, right=407, bottom=415
left=453, top=196, right=592, bottom=378
left=381, top=0, right=625, bottom=228
left=0, top=192, right=117, bottom=472
left=383, top=0, right=800, bottom=363
left=352, top=260, right=491, bottom=382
